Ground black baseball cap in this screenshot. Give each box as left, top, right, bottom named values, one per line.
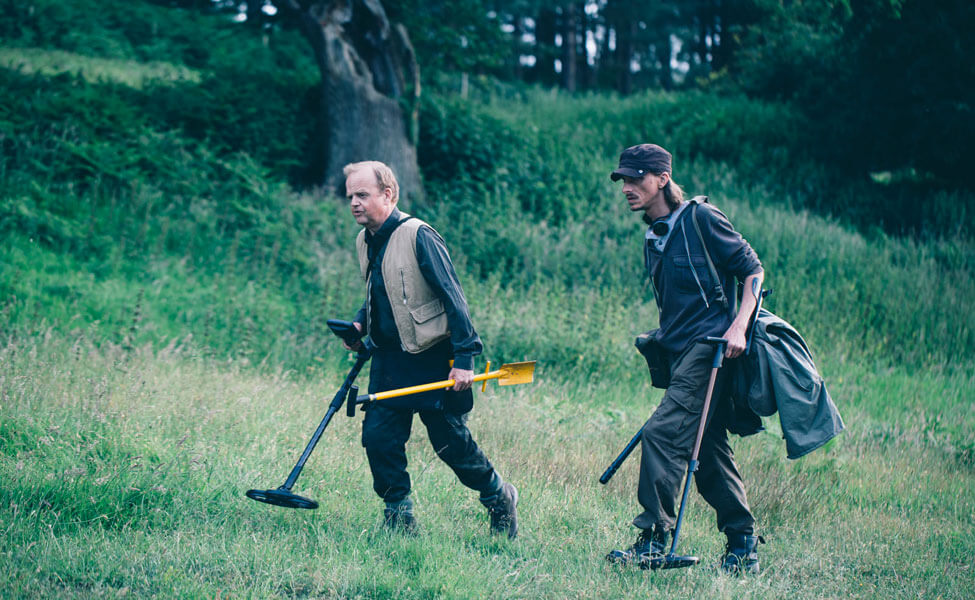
left=610, top=143, right=672, bottom=181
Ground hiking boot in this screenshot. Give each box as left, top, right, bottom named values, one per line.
left=721, top=533, right=764, bottom=575
left=383, top=501, right=418, bottom=535
left=383, top=508, right=418, bottom=535
left=486, top=482, right=519, bottom=539
left=606, top=526, right=669, bottom=570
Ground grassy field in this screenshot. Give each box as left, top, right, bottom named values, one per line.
left=1, top=331, right=973, bottom=599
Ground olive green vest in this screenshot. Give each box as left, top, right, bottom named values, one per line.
left=356, top=215, right=450, bottom=354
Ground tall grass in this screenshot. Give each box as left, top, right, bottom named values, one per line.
left=0, top=47, right=201, bottom=86
left=1, top=335, right=972, bottom=599
left=2, top=1, right=972, bottom=372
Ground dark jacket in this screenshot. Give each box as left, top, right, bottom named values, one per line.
left=729, top=308, right=845, bottom=459
left=645, top=199, right=763, bottom=354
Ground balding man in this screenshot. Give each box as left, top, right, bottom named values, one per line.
left=342, top=160, right=518, bottom=538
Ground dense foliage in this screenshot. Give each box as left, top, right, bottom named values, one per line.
left=391, top=0, right=975, bottom=236
left=1, top=0, right=973, bottom=375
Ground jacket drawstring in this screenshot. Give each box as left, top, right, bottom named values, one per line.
left=682, top=225, right=710, bottom=309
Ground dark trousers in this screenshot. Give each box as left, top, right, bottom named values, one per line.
left=633, top=341, right=755, bottom=535
left=361, top=401, right=500, bottom=505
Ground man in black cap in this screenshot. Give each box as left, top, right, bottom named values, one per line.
left=605, top=144, right=766, bottom=574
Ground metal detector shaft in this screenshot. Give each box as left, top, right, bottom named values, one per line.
left=744, top=279, right=770, bottom=356
left=669, top=337, right=726, bottom=557
left=599, top=427, right=643, bottom=485
left=280, top=349, right=369, bottom=491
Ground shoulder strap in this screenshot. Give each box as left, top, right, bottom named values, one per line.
left=689, top=201, right=733, bottom=316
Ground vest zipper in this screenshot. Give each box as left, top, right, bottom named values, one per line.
left=400, top=270, right=408, bottom=305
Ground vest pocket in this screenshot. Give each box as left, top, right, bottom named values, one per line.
left=409, top=298, right=448, bottom=347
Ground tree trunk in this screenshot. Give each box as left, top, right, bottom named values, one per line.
left=617, top=20, right=635, bottom=95
left=246, top=1, right=264, bottom=27
left=533, top=6, right=558, bottom=86
left=273, top=0, right=423, bottom=202
left=561, top=2, right=578, bottom=92
left=711, top=0, right=732, bottom=72
left=509, top=15, right=524, bottom=82
left=659, top=29, right=673, bottom=90
left=696, top=0, right=713, bottom=72
left=579, top=4, right=595, bottom=89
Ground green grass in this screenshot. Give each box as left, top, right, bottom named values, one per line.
left=2, top=179, right=973, bottom=597
left=1, top=336, right=972, bottom=599
left=0, top=47, right=201, bottom=87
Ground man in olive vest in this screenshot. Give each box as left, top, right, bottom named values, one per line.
left=341, top=160, right=518, bottom=538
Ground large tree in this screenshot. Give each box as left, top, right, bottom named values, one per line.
left=272, top=0, right=423, bottom=201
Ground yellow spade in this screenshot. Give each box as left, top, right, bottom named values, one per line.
left=348, top=361, right=536, bottom=415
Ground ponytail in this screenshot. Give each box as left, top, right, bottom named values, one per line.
left=662, top=178, right=684, bottom=211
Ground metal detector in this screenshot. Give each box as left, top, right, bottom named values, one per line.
left=605, top=337, right=728, bottom=570
left=245, top=319, right=373, bottom=510
left=603, top=281, right=770, bottom=570
left=599, top=429, right=641, bottom=485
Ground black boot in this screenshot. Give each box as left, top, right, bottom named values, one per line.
left=485, top=482, right=519, bottom=539
left=721, top=533, right=764, bottom=575
left=383, top=499, right=418, bottom=535
left=606, top=526, right=669, bottom=570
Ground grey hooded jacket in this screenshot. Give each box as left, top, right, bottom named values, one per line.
left=730, top=308, right=845, bottom=459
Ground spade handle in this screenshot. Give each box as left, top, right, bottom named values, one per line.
left=358, top=369, right=507, bottom=403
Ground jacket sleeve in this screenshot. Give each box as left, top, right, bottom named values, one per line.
left=700, top=204, right=762, bottom=280
left=415, top=225, right=483, bottom=369
left=354, top=300, right=367, bottom=329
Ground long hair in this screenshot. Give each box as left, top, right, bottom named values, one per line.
left=662, top=177, right=685, bottom=211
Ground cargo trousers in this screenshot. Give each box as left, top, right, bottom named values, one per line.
left=633, top=341, right=756, bottom=535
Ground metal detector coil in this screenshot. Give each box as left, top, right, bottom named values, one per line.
left=245, top=486, right=319, bottom=510
left=605, top=550, right=700, bottom=570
